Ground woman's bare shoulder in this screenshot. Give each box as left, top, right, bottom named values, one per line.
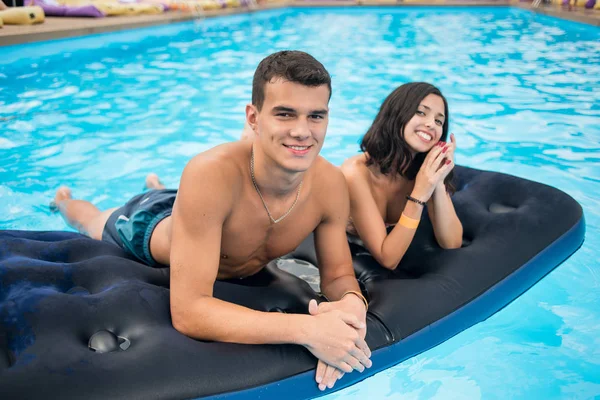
left=340, top=153, right=372, bottom=185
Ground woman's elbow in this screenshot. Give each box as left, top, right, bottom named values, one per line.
left=439, top=239, right=462, bottom=250
left=374, top=254, right=400, bottom=271
left=439, top=231, right=463, bottom=249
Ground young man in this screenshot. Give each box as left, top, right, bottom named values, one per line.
left=52, top=51, right=370, bottom=391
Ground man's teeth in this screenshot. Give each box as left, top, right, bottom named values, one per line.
left=416, top=131, right=432, bottom=141
left=287, top=145, right=309, bottom=150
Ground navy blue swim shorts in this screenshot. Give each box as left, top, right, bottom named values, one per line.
left=102, top=189, right=177, bottom=267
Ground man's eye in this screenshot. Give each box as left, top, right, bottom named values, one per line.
left=310, top=114, right=324, bottom=120
left=277, top=113, right=292, bottom=118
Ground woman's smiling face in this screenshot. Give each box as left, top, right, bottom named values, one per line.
left=403, top=93, right=446, bottom=154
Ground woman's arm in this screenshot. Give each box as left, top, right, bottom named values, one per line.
left=343, top=145, right=452, bottom=270
left=346, top=170, right=423, bottom=270
left=427, top=133, right=463, bottom=249
left=427, top=184, right=463, bottom=249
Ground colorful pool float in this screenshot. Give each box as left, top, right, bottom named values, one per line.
left=0, top=166, right=585, bottom=399
left=27, top=0, right=165, bottom=17
left=0, top=5, right=45, bottom=25
left=59, top=0, right=165, bottom=15
left=168, top=0, right=249, bottom=12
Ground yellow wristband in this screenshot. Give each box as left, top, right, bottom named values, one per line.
left=341, top=290, right=368, bottom=312
left=399, top=213, right=420, bottom=229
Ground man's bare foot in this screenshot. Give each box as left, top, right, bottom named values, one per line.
left=49, top=186, right=72, bottom=212
left=145, top=173, right=165, bottom=190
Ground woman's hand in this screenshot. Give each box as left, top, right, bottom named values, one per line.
left=412, top=138, right=454, bottom=202
left=435, top=133, right=456, bottom=192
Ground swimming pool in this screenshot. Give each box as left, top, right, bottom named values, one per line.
left=1, top=6, right=599, bottom=399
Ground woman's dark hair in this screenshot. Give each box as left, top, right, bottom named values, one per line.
left=252, top=51, right=332, bottom=111
left=360, top=82, right=455, bottom=193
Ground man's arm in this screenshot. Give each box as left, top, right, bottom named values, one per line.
left=311, top=164, right=372, bottom=390
left=169, top=155, right=370, bottom=372
left=313, top=165, right=367, bottom=315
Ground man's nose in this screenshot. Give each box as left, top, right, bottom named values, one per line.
left=290, top=118, right=310, bottom=139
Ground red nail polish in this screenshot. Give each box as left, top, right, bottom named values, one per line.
left=442, top=146, right=448, bottom=153
left=445, top=159, right=451, bottom=164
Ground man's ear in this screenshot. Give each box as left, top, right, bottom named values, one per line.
left=246, top=104, right=259, bottom=134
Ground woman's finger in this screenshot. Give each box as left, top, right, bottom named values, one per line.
left=429, top=144, right=449, bottom=171
left=444, top=144, right=455, bottom=164
left=424, top=142, right=445, bottom=169
left=426, top=141, right=444, bottom=159
left=435, top=159, right=454, bottom=181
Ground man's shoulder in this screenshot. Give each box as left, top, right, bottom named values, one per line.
left=312, top=156, right=345, bottom=182
left=310, top=156, right=348, bottom=198
left=184, top=141, right=248, bottom=180
left=177, top=142, right=249, bottom=203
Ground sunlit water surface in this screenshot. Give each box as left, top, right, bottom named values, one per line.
left=1, top=7, right=599, bottom=399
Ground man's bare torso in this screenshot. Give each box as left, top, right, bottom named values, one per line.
left=150, top=141, right=336, bottom=280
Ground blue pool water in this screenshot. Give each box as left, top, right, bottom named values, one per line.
left=1, top=6, right=599, bottom=399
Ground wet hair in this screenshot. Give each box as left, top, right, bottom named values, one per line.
left=360, top=82, right=455, bottom=193
left=252, top=51, right=332, bottom=111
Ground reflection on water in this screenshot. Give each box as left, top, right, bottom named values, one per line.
left=1, top=7, right=599, bottom=399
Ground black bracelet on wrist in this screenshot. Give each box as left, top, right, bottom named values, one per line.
left=406, top=194, right=426, bottom=206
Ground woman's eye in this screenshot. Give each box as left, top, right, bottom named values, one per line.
left=436, top=119, right=443, bottom=126
left=416, top=111, right=425, bottom=116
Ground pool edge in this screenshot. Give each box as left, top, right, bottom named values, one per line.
left=1, top=2, right=598, bottom=48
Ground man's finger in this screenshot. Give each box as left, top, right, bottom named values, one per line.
left=337, top=361, right=353, bottom=374
left=345, top=353, right=367, bottom=373
left=315, top=360, right=326, bottom=384
left=355, top=336, right=372, bottom=360
left=339, top=312, right=365, bottom=330
left=308, top=299, right=318, bottom=316
left=323, top=365, right=338, bottom=389
left=316, top=301, right=334, bottom=314
left=350, top=343, right=372, bottom=369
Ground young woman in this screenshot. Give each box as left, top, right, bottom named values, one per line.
left=341, top=82, right=463, bottom=270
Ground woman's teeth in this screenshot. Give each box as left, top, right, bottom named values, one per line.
left=416, top=131, right=432, bottom=141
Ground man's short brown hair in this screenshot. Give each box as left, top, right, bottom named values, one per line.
left=252, top=51, right=332, bottom=111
